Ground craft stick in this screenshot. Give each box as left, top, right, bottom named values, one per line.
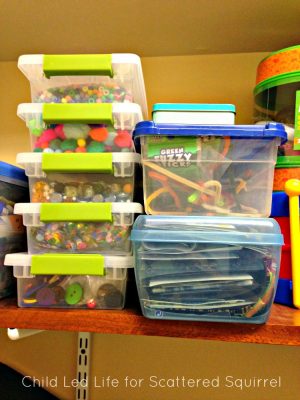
left=285, top=179, right=300, bottom=309
left=143, top=160, right=218, bottom=197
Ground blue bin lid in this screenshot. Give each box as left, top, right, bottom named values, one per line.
left=152, top=103, right=236, bottom=113
left=131, top=215, right=284, bottom=246
left=0, top=161, right=28, bottom=185
left=133, top=122, right=287, bottom=145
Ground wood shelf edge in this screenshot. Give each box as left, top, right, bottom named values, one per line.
left=0, top=299, right=300, bottom=346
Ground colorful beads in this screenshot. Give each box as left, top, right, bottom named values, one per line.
left=31, top=222, right=129, bottom=252
left=32, top=179, right=132, bottom=203
left=32, top=122, right=133, bottom=153
left=34, top=83, right=132, bottom=104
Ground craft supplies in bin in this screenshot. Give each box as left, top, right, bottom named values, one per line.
left=17, top=103, right=143, bottom=153
left=133, top=122, right=286, bottom=217
left=15, top=202, right=142, bottom=255
left=0, top=161, right=28, bottom=214
left=152, top=103, right=236, bottom=124
left=18, top=54, right=148, bottom=117
left=17, top=152, right=140, bottom=203
left=273, top=156, right=300, bottom=191
left=5, top=253, right=133, bottom=309
left=253, top=45, right=300, bottom=156
left=131, top=215, right=283, bottom=324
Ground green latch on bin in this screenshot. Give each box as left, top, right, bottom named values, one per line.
left=43, top=54, right=113, bottom=78
left=31, top=254, right=105, bottom=275
left=40, top=203, right=113, bottom=222
left=43, top=103, right=113, bottom=124
left=42, top=153, right=113, bottom=173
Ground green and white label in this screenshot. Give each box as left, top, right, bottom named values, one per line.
left=146, top=136, right=197, bottom=167
left=294, top=91, right=300, bottom=150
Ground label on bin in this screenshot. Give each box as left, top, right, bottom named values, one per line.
left=146, top=137, right=197, bottom=167
left=294, top=91, right=300, bottom=150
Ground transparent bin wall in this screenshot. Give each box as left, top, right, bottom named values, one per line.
left=133, top=241, right=281, bottom=324
left=24, top=212, right=135, bottom=255
left=0, top=180, right=29, bottom=215
left=254, top=81, right=300, bottom=156
left=141, top=136, right=279, bottom=217
left=25, top=116, right=137, bottom=154
left=0, top=264, right=15, bottom=299
left=27, top=62, right=141, bottom=106
left=16, top=269, right=128, bottom=309
left=28, top=171, right=136, bottom=203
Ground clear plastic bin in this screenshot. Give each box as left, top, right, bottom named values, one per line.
left=15, top=202, right=143, bottom=255
left=5, top=253, right=133, bottom=309
left=133, top=122, right=287, bottom=217
left=18, top=54, right=148, bottom=118
left=152, top=103, right=236, bottom=124
left=17, top=103, right=143, bottom=153
left=17, top=152, right=140, bottom=203
left=0, top=161, right=28, bottom=215
left=131, top=215, right=283, bottom=324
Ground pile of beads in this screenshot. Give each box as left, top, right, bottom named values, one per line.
left=30, top=122, right=134, bottom=153
left=31, top=222, right=130, bottom=253
left=32, top=180, right=133, bottom=203
left=34, top=83, right=133, bottom=104
left=21, top=275, right=124, bottom=308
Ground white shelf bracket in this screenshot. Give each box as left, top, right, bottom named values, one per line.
left=7, top=328, right=44, bottom=340
left=76, top=332, right=92, bottom=400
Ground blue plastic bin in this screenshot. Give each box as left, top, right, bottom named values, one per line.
left=133, top=122, right=287, bottom=217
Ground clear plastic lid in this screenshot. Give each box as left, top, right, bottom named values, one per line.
left=131, top=215, right=283, bottom=246
left=14, top=202, right=143, bottom=217
left=18, top=54, right=148, bottom=117
left=5, top=253, right=134, bottom=279
left=17, top=102, right=143, bottom=131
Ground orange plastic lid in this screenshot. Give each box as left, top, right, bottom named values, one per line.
left=256, top=45, right=300, bottom=85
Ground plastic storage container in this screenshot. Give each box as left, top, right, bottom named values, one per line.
left=133, top=122, right=286, bottom=216
left=254, top=45, right=300, bottom=156
left=0, top=215, right=27, bottom=299
left=18, top=54, right=148, bottom=117
left=132, top=215, right=283, bottom=324
left=0, top=161, right=28, bottom=214
left=15, top=202, right=142, bottom=255
left=17, top=152, right=140, bottom=203
left=17, top=103, right=143, bottom=153
left=152, top=104, right=236, bottom=124
left=273, top=156, right=300, bottom=191
left=0, top=258, right=15, bottom=299
left=5, top=253, right=133, bottom=309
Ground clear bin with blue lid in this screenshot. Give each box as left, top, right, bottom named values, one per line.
left=18, top=54, right=148, bottom=117
left=14, top=202, right=142, bottom=255
left=131, top=215, right=283, bottom=324
left=17, top=103, right=143, bottom=153
left=0, top=258, right=15, bottom=299
left=152, top=103, right=236, bottom=124
left=17, top=152, right=140, bottom=203
left=5, top=253, right=133, bottom=309
left=0, top=161, right=28, bottom=215
left=133, top=122, right=287, bottom=217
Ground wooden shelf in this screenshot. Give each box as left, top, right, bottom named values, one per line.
left=0, top=298, right=300, bottom=346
